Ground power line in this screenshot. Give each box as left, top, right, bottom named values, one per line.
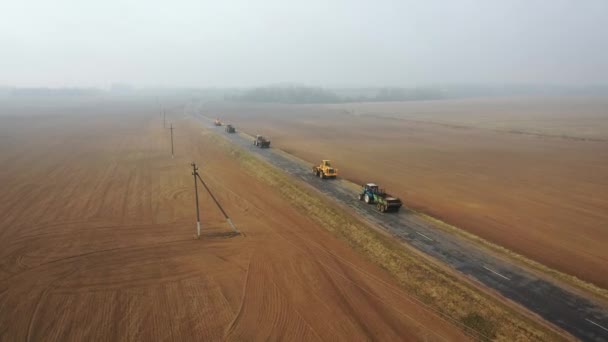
left=196, top=173, right=240, bottom=234
left=190, top=163, right=240, bottom=239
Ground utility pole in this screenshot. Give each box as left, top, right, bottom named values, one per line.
left=163, top=111, right=166, bottom=128
left=169, top=123, right=174, bottom=158
left=191, top=163, right=201, bottom=239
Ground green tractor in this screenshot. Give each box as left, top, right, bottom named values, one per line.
left=359, top=183, right=402, bottom=213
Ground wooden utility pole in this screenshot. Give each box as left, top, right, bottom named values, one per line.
left=191, top=163, right=201, bottom=239
left=169, top=123, right=174, bottom=158
left=163, top=111, right=166, bottom=128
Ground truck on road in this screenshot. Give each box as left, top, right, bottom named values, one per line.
left=253, top=135, right=271, bottom=148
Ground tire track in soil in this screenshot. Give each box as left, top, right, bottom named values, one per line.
left=1, top=238, right=192, bottom=283
left=26, top=267, right=78, bottom=342
left=0, top=220, right=192, bottom=280
left=224, top=249, right=254, bottom=337
left=225, top=249, right=319, bottom=341
left=273, top=227, right=451, bottom=342
left=282, top=226, right=490, bottom=340
left=264, top=267, right=324, bottom=341
left=212, top=178, right=466, bottom=339
left=205, top=178, right=448, bottom=339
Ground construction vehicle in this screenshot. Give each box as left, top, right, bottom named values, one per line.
left=359, top=183, right=402, bottom=213
left=225, top=124, right=236, bottom=133
left=312, top=160, right=338, bottom=179
left=253, top=135, right=271, bottom=148
left=214, top=118, right=222, bottom=126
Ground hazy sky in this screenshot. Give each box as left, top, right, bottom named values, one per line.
left=1, top=0, right=607, bottom=88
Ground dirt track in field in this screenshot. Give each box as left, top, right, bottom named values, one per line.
left=207, top=99, right=608, bottom=289
left=0, top=100, right=467, bottom=341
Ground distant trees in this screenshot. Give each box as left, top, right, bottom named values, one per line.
left=372, top=87, right=444, bottom=101
left=225, top=86, right=445, bottom=104
left=225, top=86, right=342, bottom=104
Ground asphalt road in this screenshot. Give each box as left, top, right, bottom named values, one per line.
left=195, top=113, right=608, bottom=342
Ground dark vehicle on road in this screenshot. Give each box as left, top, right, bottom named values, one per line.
left=253, top=135, right=271, bottom=148
left=359, top=183, right=402, bottom=212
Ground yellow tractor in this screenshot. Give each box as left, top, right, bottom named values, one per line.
left=312, top=160, right=338, bottom=179
left=214, top=118, right=222, bottom=126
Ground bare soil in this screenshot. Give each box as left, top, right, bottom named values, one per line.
left=209, top=97, right=608, bottom=289
left=0, top=100, right=467, bottom=341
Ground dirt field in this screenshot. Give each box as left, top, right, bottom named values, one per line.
left=0, top=99, right=469, bottom=341
left=333, top=96, right=608, bottom=140
left=209, top=96, right=608, bottom=289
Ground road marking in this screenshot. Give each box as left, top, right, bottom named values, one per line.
left=483, top=266, right=511, bottom=281
left=416, top=232, right=433, bottom=241
left=586, top=319, right=608, bottom=332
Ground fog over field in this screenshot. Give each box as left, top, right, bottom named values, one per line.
left=1, top=0, right=607, bottom=88
left=4, top=1, right=608, bottom=341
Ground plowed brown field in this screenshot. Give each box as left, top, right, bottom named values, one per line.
left=209, top=97, right=608, bottom=289
left=0, top=100, right=467, bottom=341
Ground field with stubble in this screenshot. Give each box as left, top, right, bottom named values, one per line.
left=0, top=98, right=473, bottom=341
left=209, top=96, right=608, bottom=289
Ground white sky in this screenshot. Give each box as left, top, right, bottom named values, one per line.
left=1, top=0, right=607, bottom=87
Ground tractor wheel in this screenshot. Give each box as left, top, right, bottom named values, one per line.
left=381, top=205, right=387, bottom=213
left=320, top=172, right=325, bottom=179
left=364, top=194, right=371, bottom=203
left=376, top=203, right=381, bottom=211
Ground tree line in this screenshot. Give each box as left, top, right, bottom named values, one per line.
left=225, top=86, right=444, bottom=104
